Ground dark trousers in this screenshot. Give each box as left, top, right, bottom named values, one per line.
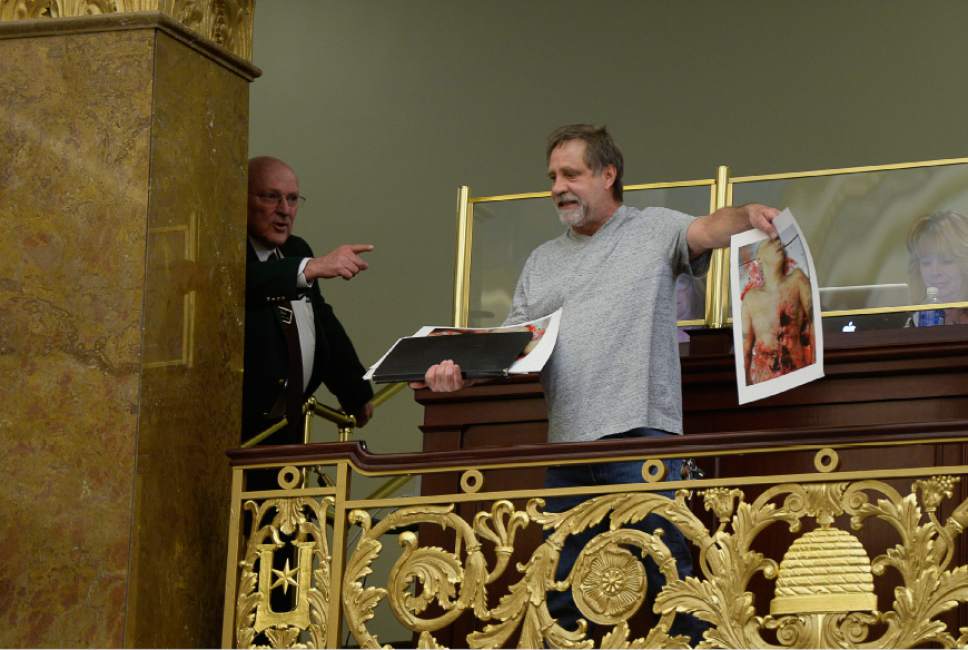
left=543, top=428, right=707, bottom=645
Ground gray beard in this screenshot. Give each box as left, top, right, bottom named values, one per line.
left=556, top=203, right=587, bottom=227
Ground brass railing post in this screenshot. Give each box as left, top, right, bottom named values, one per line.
left=220, top=467, right=244, bottom=648
left=301, top=398, right=314, bottom=487
left=325, top=461, right=351, bottom=648
left=453, top=185, right=472, bottom=327
left=337, top=417, right=355, bottom=443
left=707, top=164, right=732, bottom=328
left=303, top=396, right=315, bottom=444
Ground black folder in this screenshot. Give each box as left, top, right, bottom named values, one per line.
left=372, top=331, right=533, bottom=383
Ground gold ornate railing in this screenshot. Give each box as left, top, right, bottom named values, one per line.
left=222, top=422, right=968, bottom=648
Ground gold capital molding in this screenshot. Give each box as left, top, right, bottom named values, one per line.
left=0, top=0, right=254, bottom=61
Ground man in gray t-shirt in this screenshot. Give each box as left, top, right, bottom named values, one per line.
left=420, top=124, right=777, bottom=408
left=416, top=124, right=778, bottom=642
left=504, top=202, right=707, bottom=443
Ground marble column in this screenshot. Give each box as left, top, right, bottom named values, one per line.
left=0, top=9, right=257, bottom=647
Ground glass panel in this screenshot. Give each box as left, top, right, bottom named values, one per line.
left=467, top=184, right=714, bottom=328
left=732, top=163, right=968, bottom=330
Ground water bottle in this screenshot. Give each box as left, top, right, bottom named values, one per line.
left=917, top=286, right=946, bottom=327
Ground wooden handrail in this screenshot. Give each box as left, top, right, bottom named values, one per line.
left=228, top=418, right=968, bottom=472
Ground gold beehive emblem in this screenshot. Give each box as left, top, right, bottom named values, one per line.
left=771, top=526, right=878, bottom=615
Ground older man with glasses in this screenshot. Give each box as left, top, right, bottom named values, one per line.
left=242, top=156, right=374, bottom=456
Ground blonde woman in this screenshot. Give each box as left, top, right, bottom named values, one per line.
left=907, top=210, right=968, bottom=325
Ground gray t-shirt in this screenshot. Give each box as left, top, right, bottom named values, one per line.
left=504, top=205, right=709, bottom=443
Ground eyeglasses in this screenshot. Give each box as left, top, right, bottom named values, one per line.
left=252, top=191, right=306, bottom=207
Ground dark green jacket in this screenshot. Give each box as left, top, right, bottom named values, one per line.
left=242, top=236, right=373, bottom=444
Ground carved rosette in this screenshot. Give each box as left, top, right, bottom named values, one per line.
left=0, top=0, right=254, bottom=60
left=572, top=541, right=647, bottom=625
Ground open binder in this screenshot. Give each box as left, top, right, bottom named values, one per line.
left=370, top=331, right=534, bottom=383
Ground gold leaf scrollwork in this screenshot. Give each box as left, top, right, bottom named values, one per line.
left=827, top=612, right=880, bottom=646
left=341, top=511, right=388, bottom=649
left=416, top=630, right=446, bottom=649
left=599, top=620, right=690, bottom=650
left=779, top=482, right=849, bottom=526
left=264, top=627, right=300, bottom=648
left=343, top=504, right=489, bottom=648
left=393, top=538, right=461, bottom=617
left=702, top=487, right=742, bottom=524
left=473, top=499, right=529, bottom=584
left=468, top=539, right=592, bottom=650
left=238, top=474, right=968, bottom=648
left=915, top=475, right=958, bottom=513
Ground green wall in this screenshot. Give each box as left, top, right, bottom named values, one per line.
left=249, top=0, right=968, bottom=453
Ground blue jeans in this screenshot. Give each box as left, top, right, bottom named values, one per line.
left=543, top=428, right=706, bottom=644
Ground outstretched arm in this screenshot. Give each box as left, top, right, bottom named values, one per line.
left=687, top=204, right=780, bottom=259
left=304, top=244, right=375, bottom=281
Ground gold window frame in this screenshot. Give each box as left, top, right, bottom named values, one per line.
left=452, top=177, right=717, bottom=328
left=454, top=157, right=968, bottom=329
left=725, top=156, right=968, bottom=325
